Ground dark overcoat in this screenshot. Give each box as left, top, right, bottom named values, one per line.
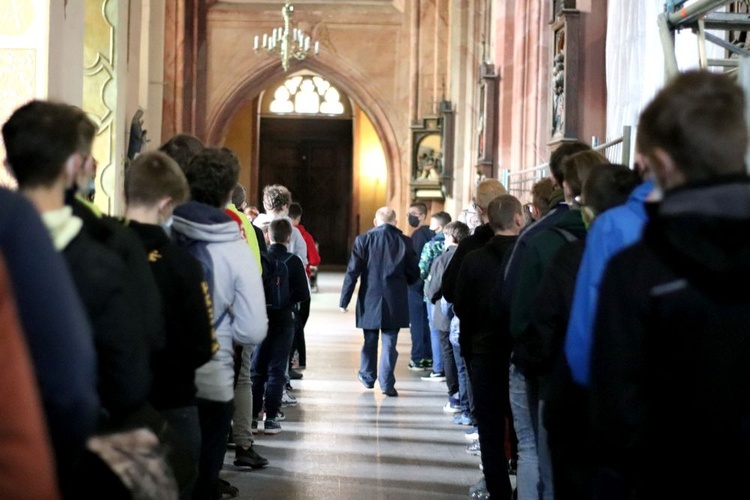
left=339, top=223, right=419, bottom=329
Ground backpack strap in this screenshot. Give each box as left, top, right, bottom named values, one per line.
left=550, top=226, right=579, bottom=243
left=213, top=306, right=232, bottom=330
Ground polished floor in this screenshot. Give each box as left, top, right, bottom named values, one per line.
left=220, top=271, right=501, bottom=499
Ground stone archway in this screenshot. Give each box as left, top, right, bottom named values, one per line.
left=205, top=57, right=400, bottom=199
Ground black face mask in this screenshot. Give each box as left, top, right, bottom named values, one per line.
left=408, top=214, right=420, bottom=228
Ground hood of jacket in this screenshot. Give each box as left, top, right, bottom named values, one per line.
left=644, top=175, right=750, bottom=300
left=172, top=201, right=240, bottom=243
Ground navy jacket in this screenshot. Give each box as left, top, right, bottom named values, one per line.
left=340, top=224, right=419, bottom=329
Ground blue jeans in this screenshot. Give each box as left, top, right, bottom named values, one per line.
left=425, top=301, right=444, bottom=373
left=408, top=284, right=431, bottom=363
left=449, top=315, right=471, bottom=412
left=510, top=363, right=540, bottom=500
left=251, top=311, right=295, bottom=420
left=360, top=329, right=399, bottom=392
left=194, top=398, right=234, bottom=500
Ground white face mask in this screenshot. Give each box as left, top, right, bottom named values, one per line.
left=161, top=216, right=174, bottom=235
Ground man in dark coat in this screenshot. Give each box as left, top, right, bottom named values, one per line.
left=340, top=206, right=420, bottom=397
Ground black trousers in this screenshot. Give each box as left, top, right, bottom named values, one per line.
left=469, top=353, right=513, bottom=499
left=289, top=298, right=311, bottom=367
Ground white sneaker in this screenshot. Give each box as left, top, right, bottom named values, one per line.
left=443, top=401, right=462, bottom=413
left=281, top=390, right=297, bottom=407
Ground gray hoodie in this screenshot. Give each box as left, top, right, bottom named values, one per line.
left=173, top=201, right=268, bottom=401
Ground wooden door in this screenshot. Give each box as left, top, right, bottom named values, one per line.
left=258, top=118, right=353, bottom=265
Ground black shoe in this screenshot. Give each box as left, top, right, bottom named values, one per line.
left=218, top=479, right=239, bottom=498
left=289, top=369, right=303, bottom=380
left=234, top=445, right=269, bottom=469
left=382, top=387, right=398, bottom=397
left=358, top=372, right=374, bottom=389
left=285, top=382, right=294, bottom=392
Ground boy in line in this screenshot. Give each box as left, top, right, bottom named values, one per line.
left=251, top=218, right=310, bottom=434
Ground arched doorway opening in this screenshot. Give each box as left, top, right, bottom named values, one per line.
left=218, top=67, right=388, bottom=267
left=257, top=73, right=354, bottom=266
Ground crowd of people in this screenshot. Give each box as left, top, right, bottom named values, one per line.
left=339, top=69, right=750, bottom=499
left=0, top=101, right=320, bottom=499
left=2, top=67, right=750, bottom=500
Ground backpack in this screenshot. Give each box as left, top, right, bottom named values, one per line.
left=174, top=234, right=232, bottom=329
left=261, top=252, right=294, bottom=311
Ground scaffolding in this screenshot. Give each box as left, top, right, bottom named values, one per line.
left=659, top=0, right=750, bottom=79
left=660, top=1, right=750, bottom=171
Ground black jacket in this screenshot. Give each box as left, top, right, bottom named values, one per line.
left=64, top=230, right=152, bottom=423
left=590, top=177, right=750, bottom=499
left=453, top=234, right=517, bottom=357
left=129, top=221, right=216, bottom=410
left=70, top=197, right=165, bottom=354
left=440, top=223, right=495, bottom=304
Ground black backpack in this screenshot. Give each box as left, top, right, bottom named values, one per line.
left=261, top=252, right=294, bottom=310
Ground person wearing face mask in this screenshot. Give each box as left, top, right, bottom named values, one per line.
left=123, top=151, right=219, bottom=500
left=406, top=202, right=435, bottom=371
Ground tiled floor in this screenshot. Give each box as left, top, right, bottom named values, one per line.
left=221, top=271, right=498, bottom=499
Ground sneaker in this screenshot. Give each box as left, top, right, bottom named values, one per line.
left=358, top=372, right=374, bottom=389
left=508, top=458, right=517, bottom=475
left=218, top=479, right=239, bottom=499
left=289, top=369, right=303, bottom=380
left=285, top=382, right=294, bottom=392
left=453, top=411, right=475, bottom=426
left=466, top=439, right=481, bottom=455
left=281, top=390, right=298, bottom=407
left=465, top=426, right=479, bottom=441
left=382, top=387, right=399, bottom=397
left=234, top=445, right=269, bottom=468
left=263, top=418, right=281, bottom=435
left=250, top=419, right=259, bottom=434
left=469, top=478, right=490, bottom=499
left=442, top=401, right=462, bottom=413
left=274, top=410, right=286, bottom=422
left=408, top=360, right=427, bottom=371
left=422, top=358, right=433, bottom=369
left=421, top=371, right=446, bottom=381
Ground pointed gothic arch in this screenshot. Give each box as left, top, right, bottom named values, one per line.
left=206, top=57, right=400, bottom=198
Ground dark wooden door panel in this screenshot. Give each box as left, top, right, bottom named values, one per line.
left=258, top=118, right=352, bottom=265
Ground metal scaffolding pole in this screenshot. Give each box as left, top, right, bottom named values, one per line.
left=667, top=0, right=734, bottom=29
left=739, top=57, right=750, bottom=174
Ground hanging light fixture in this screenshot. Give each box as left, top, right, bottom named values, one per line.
left=254, top=0, right=319, bottom=72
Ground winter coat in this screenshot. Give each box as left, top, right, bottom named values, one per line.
left=0, top=189, right=99, bottom=497
left=129, top=221, right=217, bottom=410
left=565, top=180, right=653, bottom=386
left=453, top=234, right=518, bottom=358
left=589, top=177, right=750, bottom=499
left=173, top=201, right=268, bottom=402
left=339, top=223, right=419, bottom=329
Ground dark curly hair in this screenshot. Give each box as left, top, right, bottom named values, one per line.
left=184, top=147, right=240, bottom=208
left=159, top=133, right=205, bottom=172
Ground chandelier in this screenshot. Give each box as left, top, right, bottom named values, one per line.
left=253, top=1, right=319, bottom=72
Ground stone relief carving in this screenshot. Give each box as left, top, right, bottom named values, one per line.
left=551, top=29, right=565, bottom=138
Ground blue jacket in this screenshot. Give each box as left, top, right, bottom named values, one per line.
left=0, top=188, right=99, bottom=494
left=564, top=180, right=654, bottom=386
left=340, top=223, right=420, bottom=329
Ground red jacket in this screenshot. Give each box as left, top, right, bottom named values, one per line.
left=296, top=224, right=321, bottom=275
